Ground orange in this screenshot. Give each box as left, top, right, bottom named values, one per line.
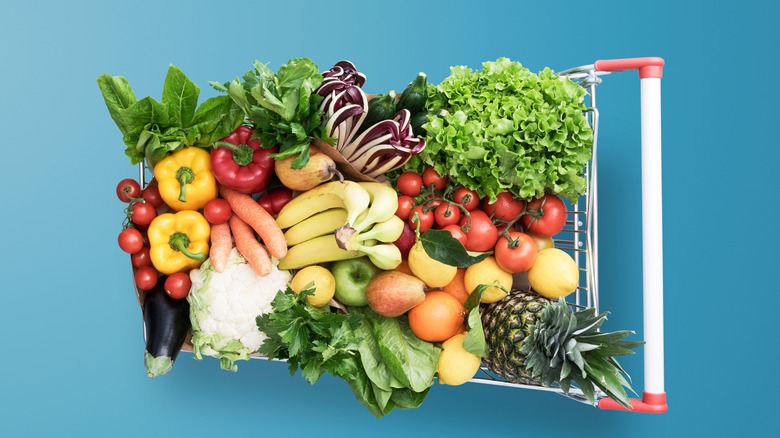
left=442, top=268, right=470, bottom=305
left=408, top=291, right=466, bottom=343
left=394, top=259, right=414, bottom=276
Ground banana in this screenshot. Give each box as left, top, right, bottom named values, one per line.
left=283, top=208, right=348, bottom=246
left=275, top=180, right=371, bottom=229
left=356, top=241, right=402, bottom=270
left=355, top=215, right=405, bottom=243
left=353, top=182, right=399, bottom=233
left=277, top=234, right=362, bottom=270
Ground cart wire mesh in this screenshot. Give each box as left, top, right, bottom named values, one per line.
left=467, top=65, right=612, bottom=404
left=135, top=64, right=625, bottom=407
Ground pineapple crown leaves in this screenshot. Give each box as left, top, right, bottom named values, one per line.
left=519, top=298, right=644, bottom=409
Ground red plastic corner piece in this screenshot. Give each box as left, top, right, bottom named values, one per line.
left=594, top=57, right=665, bottom=79
left=598, top=391, right=668, bottom=414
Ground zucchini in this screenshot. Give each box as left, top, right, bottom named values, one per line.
left=356, top=90, right=398, bottom=135
left=142, top=279, right=191, bottom=378
left=396, top=72, right=427, bottom=115
left=410, top=111, right=428, bottom=137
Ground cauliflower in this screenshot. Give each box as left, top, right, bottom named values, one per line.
left=187, top=248, right=291, bottom=371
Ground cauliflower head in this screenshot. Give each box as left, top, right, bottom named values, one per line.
left=188, top=248, right=291, bottom=371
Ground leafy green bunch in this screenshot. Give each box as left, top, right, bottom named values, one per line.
left=407, top=57, right=593, bottom=203
left=213, top=59, right=330, bottom=169
left=257, top=286, right=439, bottom=418
left=98, top=65, right=244, bottom=165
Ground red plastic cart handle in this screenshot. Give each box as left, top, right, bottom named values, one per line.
left=594, top=57, right=665, bottom=79
left=599, top=392, right=668, bottom=414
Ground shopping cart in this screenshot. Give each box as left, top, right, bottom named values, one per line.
left=469, top=57, right=668, bottom=414
left=134, top=56, right=668, bottom=414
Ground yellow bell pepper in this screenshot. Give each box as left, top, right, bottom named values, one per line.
left=154, top=147, right=217, bottom=211
left=148, top=210, right=211, bottom=275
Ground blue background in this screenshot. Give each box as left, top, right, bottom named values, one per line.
left=1, top=0, right=776, bottom=436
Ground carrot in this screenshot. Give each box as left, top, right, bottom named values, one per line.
left=219, top=186, right=287, bottom=259
left=229, top=215, right=272, bottom=276
left=209, top=222, right=232, bottom=273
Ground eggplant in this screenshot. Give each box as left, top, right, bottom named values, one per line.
left=142, top=279, right=190, bottom=378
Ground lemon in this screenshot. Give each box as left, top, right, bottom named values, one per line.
left=290, top=265, right=336, bottom=307
left=464, top=256, right=513, bottom=303
left=408, top=241, right=457, bottom=288
left=527, top=248, right=579, bottom=299
left=437, top=333, right=482, bottom=386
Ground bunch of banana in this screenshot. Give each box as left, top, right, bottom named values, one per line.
left=275, top=181, right=404, bottom=270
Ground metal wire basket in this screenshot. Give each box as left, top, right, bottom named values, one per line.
left=135, top=57, right=668, bottom=414
left=463, top=58, right=668, bottom=414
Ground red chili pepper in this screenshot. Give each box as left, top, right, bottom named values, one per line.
left=211, top=126, right=278, bottom=194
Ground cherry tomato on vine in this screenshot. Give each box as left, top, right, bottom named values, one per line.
left=494, top=231, right=538, bottom=274
left=118, top=228, right=144, bottom=254
left=459, top=210, right=499, bottom=252
left=521, top=194, right=568, bottom=237
left=203, top=198, right=233, bottom=225
left=116, top=178, right=141, bottom=203
left=164, top=272, right=192, bottom=299
left=408, top=205, right=434, bottom=234
left=131, top=246, right=153, bottom=269
left=434, top=202, right=461, bottom=227
left=134, top=266, right=159, bottom=291
left=424, top=197, right=443, bottom=210
left=141, top=185, right=164, bottom=209
left=396, top=195, right=415, bottom=220
left=482, top=192, right=524, bottom=222
left=396, top=172, right=423, bottom=197
left=442, top=224, right=468, bottom=246
left=422, top=166, right=448, bottom=190
left=130, top=201, right=157, bottom=227
left=453, top=187, right=480, bottom=211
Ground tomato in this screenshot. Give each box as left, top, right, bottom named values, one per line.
left=116, top=178, right=141, bottom=203
left=396, top=195, right=415, bottom=220
left=408, top=205, right=434, bottom=234
left=482, top=192, right=524, bottom=222
left=442, top=224, right=467, bottom=246
left=257, top=187, right=293, bottom=215
left=134, top=266, right=159, bottom=291
left=141, top=186, right=164, bottom=209
left=521, top=194, right=568, bottom=237
left=130, top=201, right=157, bottom=227
left=452, top=187, right=480, bottom=211
left=257, top=195, right=273, bottom=213
left=459, top=210, right=499, bottom=252
left=268, top=187, right=294, bottom=214
left=422, top=166, right=448, bottom=190
left=164, top=272, right=192, bottom=299
left=424, top=197, right=443, bottom=210
left=130, top=246, right=152, bottom=269
left=494, top=231, right=538, bottom=273
left=118, top=228, right=144, bottom=254
left=203, top=198, right=232, bottom=225
left=396, top=172, right=423, bottom=197
left=434, top=202, right=461, bottom=227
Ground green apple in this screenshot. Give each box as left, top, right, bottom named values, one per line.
left=331, top=256, right=380, bottom=306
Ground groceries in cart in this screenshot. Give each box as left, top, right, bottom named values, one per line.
left=101, top=57, right=645, bottom=417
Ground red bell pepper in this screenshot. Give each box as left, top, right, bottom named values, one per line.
left=211, top=126, right=277, bottom=194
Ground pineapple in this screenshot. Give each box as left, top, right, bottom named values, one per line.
left=481, top=290, right=642, bottom=409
